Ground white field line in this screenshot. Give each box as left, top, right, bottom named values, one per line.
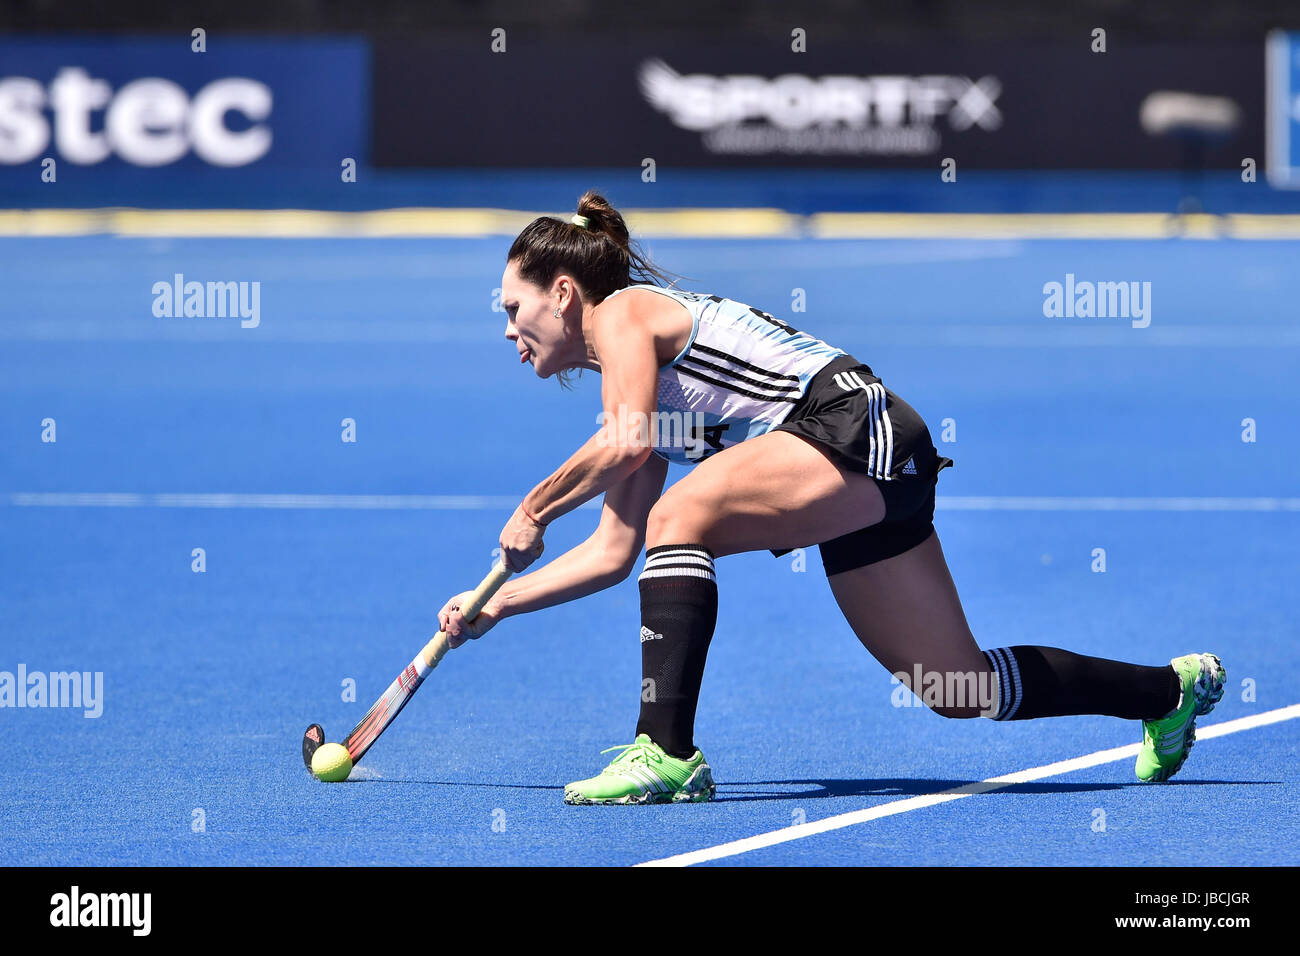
left=6, top=492, right=523, bottom=510
left=6, top=493, right=1300, bottom=512
left=940, top=496, right=1300, bottom=512
left=4, top=325, right=1300, bottom=347
left=636, top=703, right=1300, bottom=867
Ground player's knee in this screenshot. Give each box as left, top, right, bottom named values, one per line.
left=646, top=494, right=711, bottom=547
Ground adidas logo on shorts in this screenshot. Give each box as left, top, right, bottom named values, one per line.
left=640, top=626, right=663, bottom=643
left=901, top=457, right=918, bottom=475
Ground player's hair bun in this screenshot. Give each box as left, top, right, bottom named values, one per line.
left=574, top=191, right=629, bottom=251
left=507, top=189, right=682, bottom=307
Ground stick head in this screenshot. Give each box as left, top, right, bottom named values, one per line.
left=302, top=723, right=325, bottom=770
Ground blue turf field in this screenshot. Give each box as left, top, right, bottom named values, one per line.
left=2, top=233, right=1298, bottom=865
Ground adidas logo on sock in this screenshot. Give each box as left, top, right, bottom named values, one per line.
left=902, top=457, right=917, bottom=475
left=640, top=626, right=663, bottom=643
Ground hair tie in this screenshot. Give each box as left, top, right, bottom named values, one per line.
left=571, top=214, right=590, bottom=229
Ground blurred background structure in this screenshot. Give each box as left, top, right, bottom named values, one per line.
left=2, top=0, right=1300, bottom=213
left=3, top=0, right=1300, bottom=39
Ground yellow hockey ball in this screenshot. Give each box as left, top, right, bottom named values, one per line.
left=311, top=742, right=353, bottom=782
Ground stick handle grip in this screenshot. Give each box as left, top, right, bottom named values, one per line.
left=421, top=561, right=513, bottom=668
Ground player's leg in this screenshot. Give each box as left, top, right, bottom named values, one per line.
left=644, top=429, right=887, bottom=555
left=825, top=530, right=994, bottom=718
left=635, top=427, right=887, bottom=751
left=564, top=429, right=886, bottom=805
left=826, top=529, right=1226, bottom=780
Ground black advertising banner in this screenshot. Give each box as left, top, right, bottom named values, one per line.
left=373, top=33, right=1261, bottom=169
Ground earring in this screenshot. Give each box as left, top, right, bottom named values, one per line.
left=553, top=308, right=561, bottom=318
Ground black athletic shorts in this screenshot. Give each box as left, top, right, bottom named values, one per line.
left=769, top=354, right=953, bottom=576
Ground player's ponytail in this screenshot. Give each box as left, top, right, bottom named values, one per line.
left=507, top=189, right=685, bottom=306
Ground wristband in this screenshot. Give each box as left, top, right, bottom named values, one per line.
left=522, top=502, right=548, bottom=527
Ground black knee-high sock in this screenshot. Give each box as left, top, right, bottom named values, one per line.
left=983, top=646, right=1181, bottom=721
left=635, top=544, right=718, bottom=759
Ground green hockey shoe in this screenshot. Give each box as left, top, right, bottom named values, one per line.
left=1135, top=653, right=1226, bottom=782
left=564, top=733, right=715, bottom=805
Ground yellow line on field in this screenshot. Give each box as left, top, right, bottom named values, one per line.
left=809, top=212, right=1231, bottom=239
left=620, top=207, right=800, bottom=237
left=1226, top=214, right=1300, bottom=238
left=0, top=206, right=800, bottom=238
left=1, top=207, right=1299, bottom=239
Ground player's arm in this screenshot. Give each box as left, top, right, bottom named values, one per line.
left=525, top=298, right=660, bottom=524
left=497, top=294, right=660, bottom=571
left=498, top=451, right=668, bottom=616
left=440, top=452, right=669, bottom=645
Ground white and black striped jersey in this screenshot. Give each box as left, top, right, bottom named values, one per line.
left=602, top=284, right=844, bottom=464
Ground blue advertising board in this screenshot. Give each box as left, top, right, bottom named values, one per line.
left=0, top=36, right=367, bottom=189
left=1267, top=31, right=1300, bottom=187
